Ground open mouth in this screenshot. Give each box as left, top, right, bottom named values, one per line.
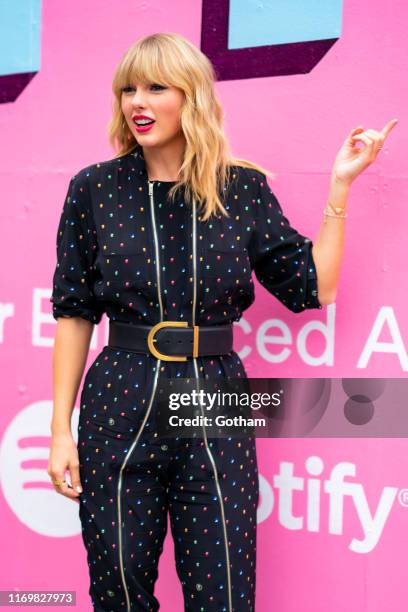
left=134, top=119, right=155, bottom=126
left=133, top=118, right=156, bottom=133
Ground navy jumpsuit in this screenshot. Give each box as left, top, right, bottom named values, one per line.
left=50, top=145, right=322, bottom=612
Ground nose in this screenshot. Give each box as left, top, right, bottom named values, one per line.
left=130, top=87, right=148, bottom=109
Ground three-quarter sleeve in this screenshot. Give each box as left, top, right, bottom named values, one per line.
left=50, top=170, right=104, bottom=324
left=247, top=170, right=322, bottom=313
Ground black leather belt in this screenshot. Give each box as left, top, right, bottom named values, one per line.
left=108, top=320, right=233, bottom=361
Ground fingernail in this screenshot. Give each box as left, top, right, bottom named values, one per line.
left=76, top=486, right=83, bottom=493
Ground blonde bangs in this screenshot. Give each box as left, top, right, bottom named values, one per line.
left=114, top=38, right=183, bottom=95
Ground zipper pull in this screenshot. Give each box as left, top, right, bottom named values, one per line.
left=148, top=180, right=153, bottom=196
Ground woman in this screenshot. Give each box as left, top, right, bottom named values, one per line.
left=48, top=32, right=397, bottom=612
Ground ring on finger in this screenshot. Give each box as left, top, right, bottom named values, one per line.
left=52, top=479, right=66, bottom=487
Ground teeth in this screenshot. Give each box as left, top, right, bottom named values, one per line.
left=135, top=119, right=154, bottom=125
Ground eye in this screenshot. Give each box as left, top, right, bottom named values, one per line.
left=121, top=83, right=166, bottom=94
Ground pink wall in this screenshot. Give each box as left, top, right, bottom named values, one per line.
left=0, top=1, right=407, bottom=610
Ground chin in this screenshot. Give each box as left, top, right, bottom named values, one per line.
left=135, top=137, right=164, bottom=148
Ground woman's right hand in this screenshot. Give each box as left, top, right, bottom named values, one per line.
left=47, top=432, right=83, bottom=503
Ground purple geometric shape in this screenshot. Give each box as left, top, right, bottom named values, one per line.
left=0, top=72, right=37, bottom=104
left=201, top=0, right=338, bottom=81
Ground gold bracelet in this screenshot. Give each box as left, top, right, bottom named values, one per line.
left=327, top=199, right=347, bottom=215
left=323, top=199, right=348, bottom=219
left=323, top=207, right=348, bottom=219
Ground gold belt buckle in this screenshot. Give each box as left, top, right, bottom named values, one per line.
left=147, top=321, right=199, bottom=361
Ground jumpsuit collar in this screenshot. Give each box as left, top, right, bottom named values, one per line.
left=127, top=144, right=178, bottom=184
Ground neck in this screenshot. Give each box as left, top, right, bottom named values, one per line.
left=142, top=137, right=185, bottom=181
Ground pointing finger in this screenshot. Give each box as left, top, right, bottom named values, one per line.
left=381, top=118, right=398, bottom=138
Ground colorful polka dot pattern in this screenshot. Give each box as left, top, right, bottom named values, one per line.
left=50, top=146, right=321, bottom=328
left=78, top=351, right=258, bottom=610
left=50, top=146, right=321, bottom=610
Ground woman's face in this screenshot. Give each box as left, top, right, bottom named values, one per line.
left=121, top=81, right=185, bottom=148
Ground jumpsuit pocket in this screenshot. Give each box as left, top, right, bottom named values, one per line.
left=101, top=251, right=149, bottom=286
left=202, top=248, right=252, bottom=303
left=94, top=249, right=157, bottom=302
left=79, top=401, right=138, bottom=448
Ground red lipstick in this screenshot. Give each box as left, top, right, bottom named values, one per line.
left=132, top=114, right=156, bottom=133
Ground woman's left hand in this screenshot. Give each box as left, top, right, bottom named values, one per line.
left=330, top=118, right=398, bottom=186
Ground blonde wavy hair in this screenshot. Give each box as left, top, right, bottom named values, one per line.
left=108, top=32, right=276, bottom=221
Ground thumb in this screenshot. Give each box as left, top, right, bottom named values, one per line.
left=70, top=463, right=83, bottom=494
left=346, top=125, right=364, bottom=146
left=349, top=125, right=364, bottom=137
